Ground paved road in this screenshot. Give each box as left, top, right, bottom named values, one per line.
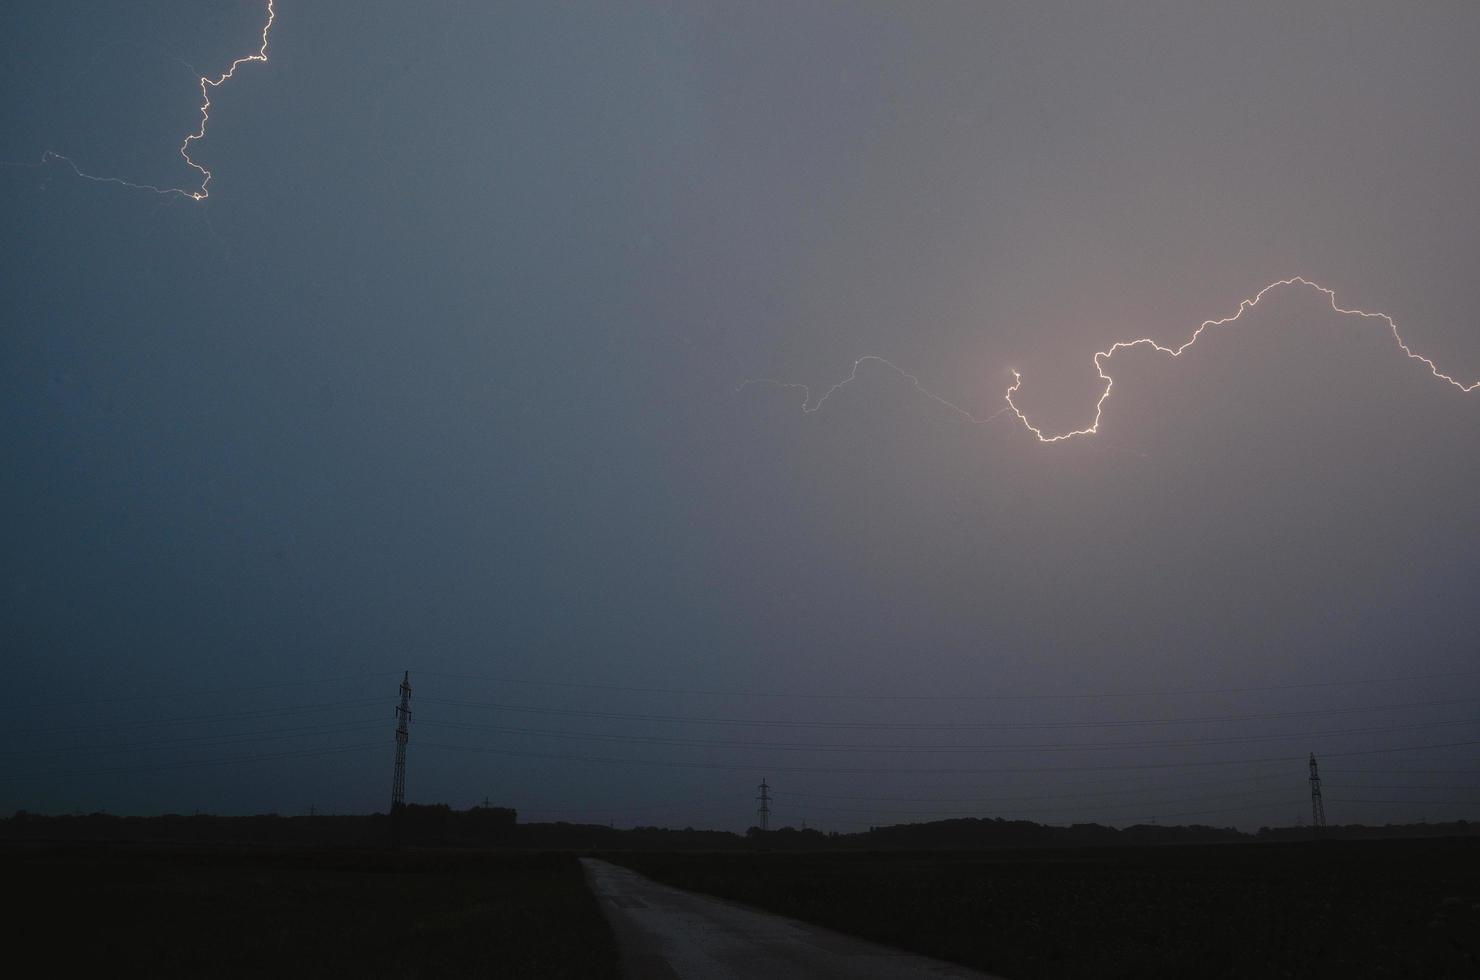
left=582, top=858, right=1000, bottom=980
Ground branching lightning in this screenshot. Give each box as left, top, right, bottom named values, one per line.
left=1006, top=277, right=1479, bottom=442
left=739, top=355, right=1012, bottom=425
left=745, top=277, right=1479, bottom=443
left=38, top=0, right=276, bottom=201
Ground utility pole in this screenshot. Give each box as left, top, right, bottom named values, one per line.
left=392, top=671, right=412, bottom=812
left=756, top=778, right=771, bottom=831
left=1308, top=752, right=1326, bottom=832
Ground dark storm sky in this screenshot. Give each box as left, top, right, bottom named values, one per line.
left=3, top=1, right=1477, bottom=830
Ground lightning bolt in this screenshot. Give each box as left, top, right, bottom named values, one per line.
left=738, top=355, right=1011, bottom=425
left=747, top=277, right=1479, bottom=443
left=37, top=0, right=276, bottom=201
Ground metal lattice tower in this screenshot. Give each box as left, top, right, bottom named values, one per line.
left=1308, top=752, right=1326, bottom=831
left=391, top=671, right=411, bottom=811
left=756, top=778, right=771, bottom=831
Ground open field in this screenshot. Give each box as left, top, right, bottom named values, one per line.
left=6, top=844, right=619, bottom=979
left=610, top=838, right=1480, bottom=979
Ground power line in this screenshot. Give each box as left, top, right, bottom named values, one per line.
left=1332, top=805, right=1480, bottom=811
left=3, top=720, right=386, bottom=760
left=498, top=767, right=1300, bottom=821
left=8, top=741, right=383, bottom=780
left=774, top=771, right=1293, bottom=806
left=417, top=695, right=1479, bottom=732
left=1323, top=768, right=1478, bottom=775
left=1321, top=784, right=1479, bottom=792
left=24, top=671, right=401, bottom=709
left=415, top=717, right=1478, bottom=754
left=774, top=787, right=1288, bottom=818
left=729, top=801, right=1284, bottom=828
left=14, top=698, right=386, bottom=738
left=1119, top=801, right=1294, bottom=821
left=494, top=764, right=1298, bottom=822
left=413, top=668, right=1480, bottom=702
left=518, top=794, right=749, bottom=816
left=420, top=737, right=1480, bottom=776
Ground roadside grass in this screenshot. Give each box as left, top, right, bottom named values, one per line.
left=609, top=838, right=1480, bottom=979
left=7, top=844, right=619, bottom=978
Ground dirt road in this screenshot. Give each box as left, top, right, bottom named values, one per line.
left=582, top=858, right=1000, bottom=980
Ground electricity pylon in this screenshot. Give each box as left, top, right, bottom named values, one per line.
left=391, top=671, right=411, bottom=811
left=1308, top=752, right=1326, bottom=831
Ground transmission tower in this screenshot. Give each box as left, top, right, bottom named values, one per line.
left=1308, top=752, right=1326, bottom=831
left=391, top=671, right=412, bottom=811
left=756, top=778, right=771, bottom=831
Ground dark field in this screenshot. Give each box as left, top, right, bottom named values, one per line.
left=610, top=838, right=1480, bottom=979
left=6, top=844, right=619, bottom=979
